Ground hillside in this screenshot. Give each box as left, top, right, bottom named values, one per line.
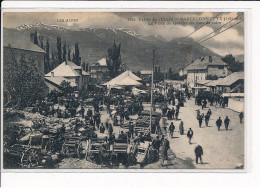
left=4, top=23, right=219, bottom=73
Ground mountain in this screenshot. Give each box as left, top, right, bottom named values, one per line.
left=4, top=23, right=219, bottom=73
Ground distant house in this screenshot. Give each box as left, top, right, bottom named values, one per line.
left=45, top=76, right=77, bottom=93
left=183, top=56, right=228, bottom=85
left=90, top=58, right=108, bottom=84
left=179, top=63, right=190, bottom=77
left=140, top=70, right=153, bottom=83
left=206, top=72, right=244, bottom=93
left=45, top=61, right=89, bottom=90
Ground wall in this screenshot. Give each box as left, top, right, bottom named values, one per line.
left=187, top=70, right=207, bottom=84
left=4, top=47, right=45, bottom=76
left=207, top=65, right=228, bottom=77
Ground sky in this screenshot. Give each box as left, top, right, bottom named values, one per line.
left=3, top=12, right=244, bottom=56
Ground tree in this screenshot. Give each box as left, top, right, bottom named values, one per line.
left=39, top=36, right=44, bottom=49
left=73, top=42, right=81, bottom=66
left=3, top=48, right=46, bottom=108
left=222, top=54, right=244, bottom=72
left=44, top=38, right=50, bottom=73
left=50, top=51, right=57, bottom=70
left=34, top=31, right=38, bottom=45
left=106, top=40, right=122, bottom=78
left=63, top=41, right=67, bottom=62
left=60, top=80, right=73, bottom=95
left=68, top=46, right=71, bottom=61
left=57, top=36, right=62, bottom=64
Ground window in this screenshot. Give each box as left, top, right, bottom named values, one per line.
left=218, top=66, right=224, bottom=69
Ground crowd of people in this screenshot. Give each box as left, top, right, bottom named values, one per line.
left=10, top=82, right=244, bottom=168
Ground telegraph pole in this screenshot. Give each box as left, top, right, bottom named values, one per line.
left=150, top=50, right=155, bottom=131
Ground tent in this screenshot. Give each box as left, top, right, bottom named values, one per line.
left=103, top=70, right=142, bottom=87
left=116, top=76, right=142, bottom=86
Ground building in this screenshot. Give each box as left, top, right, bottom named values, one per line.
left=206, top=72, right=244, bottom=93
left=45, top=61, right=89, bottom=90
left=140, top=70, right=153, bottom=83
left=183, top=56, right=228, bottom=85
left=3, top=30, right=48, bottom=96
left=90, top=58, right=108, bottom=84
left=45, top=76, right=77, bottom=93
left=3, top=30, right=46, bottom=77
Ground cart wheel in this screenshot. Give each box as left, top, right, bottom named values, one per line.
left=21, top=148, right=40, bottom=168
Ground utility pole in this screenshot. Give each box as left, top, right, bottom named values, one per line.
left=150, top=50, right=155, bottom=132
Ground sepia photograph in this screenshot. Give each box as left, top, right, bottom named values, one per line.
left=2, top=11, right=245, bottom=170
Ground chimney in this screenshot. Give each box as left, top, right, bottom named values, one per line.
left=209, top=56, right=213, bottom=63
left=51, top=72, right=54, bottom=77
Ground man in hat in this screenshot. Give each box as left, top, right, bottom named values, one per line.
left=224, top=116, right=231, bottom=131
left=169, top=122, right=175, bottom=138
left=216, top=117, right=222, bottom=131
left=194, top=145, right=203, bottom=164
left=187, top=128, right=194, bottom=144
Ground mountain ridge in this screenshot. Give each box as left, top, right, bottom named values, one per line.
left=4, top=23, right=219, bottom=73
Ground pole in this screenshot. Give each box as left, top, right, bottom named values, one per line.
left=150, top=50, right=155, bottom=131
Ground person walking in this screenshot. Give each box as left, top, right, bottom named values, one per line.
left=187, top=128, right=194, bottom=144
left=205, top=114, right=210, bottom=127
left=198, top=114, right=203, bottom=128
left=216, top=117, right=222, bottom=131
left=179, top=121, right=184, bottom=135
left=169, top=122, right=175, bottom=138
left=108, top=123, right=113, bottom=136
left=239, top=111, right=244, bottom=123
left=160, top=135, right=170, bottom=166
left=80, top=106, right=85, bottom=119
left=99, top=123, right=105, bottom=133
left=194, top=145, right=203, bottom=164
left=224, top=116, right=230, bottom=131
left=152, top=136, right=161, bottom=161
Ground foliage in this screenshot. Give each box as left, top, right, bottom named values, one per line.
left=106, top=41, right=122, bottom=78
left=206, top=74, right=219, bottom=80
left=72, top=42, right=81, bottom=66
left=60, top=80, right=73, bottom=95
left=222, top=54, right=244, bottom=72
left=57, top=36, right=62, bottom=64
left=44, top=38, right=50, bottom=73
left=63, top=41, right=67, bottom=62
left=33, top=31, right=38, bottom=45
left=68, top=46, right=71, bottom=61
left=3, top=48, right=46, bottom=108
left=154, top=66, right=164, bottom=82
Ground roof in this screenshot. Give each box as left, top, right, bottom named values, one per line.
left=206, top=72, right=244, bottom=87
left=98, top=58, right=107, bottom=66
left=196, top=80, right=212, bottom=85
left=116, top=76, right=142, bottom=86
left=115, top=70, right=142, bottom=81
left=45, top=76, right=77, bottom=87
left=185, top=56, right=227, bottom=71
left=102, top=70, right=142, bottom=86
left=67, top=61, right=82, bottom=70
left=45, top=61, right=80, bottom=77
left=3, top=29, right=45, bottom=53
left=140, top=70, right=153, bottom=75
left=222, top=93, right=244, bottom=97
left=82, top=70, right=90, bottom=76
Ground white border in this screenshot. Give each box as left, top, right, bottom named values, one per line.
left=0, top=1, right=252, bottom=177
